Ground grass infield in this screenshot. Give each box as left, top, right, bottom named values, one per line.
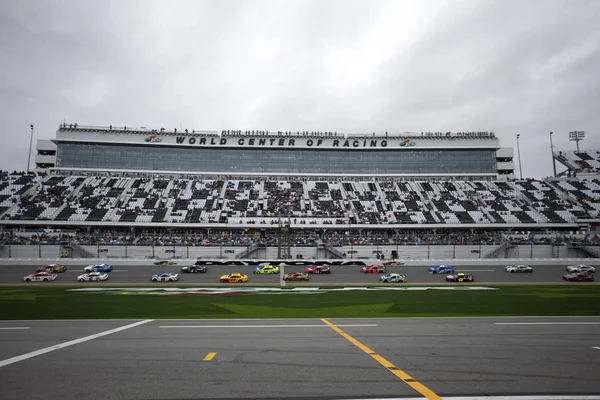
left=0, top=285, right=599, bottom=320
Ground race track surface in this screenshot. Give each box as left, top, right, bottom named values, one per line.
left=0, top=317, right=599, bottom=399
left=0, top=263, right=592, bottom=285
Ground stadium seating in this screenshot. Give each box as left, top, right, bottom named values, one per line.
left=555, top=150, right=600, bottom=173
left=0, top=170, right=597, bottom=226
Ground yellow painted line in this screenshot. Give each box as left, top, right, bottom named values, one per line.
left=203, top=352, right=217, bottom=361
left=321, top=318, right=442, bottom=400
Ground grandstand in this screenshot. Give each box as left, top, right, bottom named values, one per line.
left=0, top=123, right=598, bottom=260
left=554, top=149, right=600, bottom=175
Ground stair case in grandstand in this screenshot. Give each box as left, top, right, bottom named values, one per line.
left=322, top=243, right=345, bottom=259
left=237, top=244, right=263, bottom=259
left=483, top=241, right=515, bottom=259
left=68, top=241, right=94, bottom=258
left=475, top=197, right=499, bottom=223
left=425, top=200, right=443, bottom=223
left=48, top=202, right=70, bottom=220
left=572, top=244, right=600, bottom=259
left=511, top=185, right=550, bottom=224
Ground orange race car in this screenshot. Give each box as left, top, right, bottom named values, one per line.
left=283, top=272, right=310, bottom=281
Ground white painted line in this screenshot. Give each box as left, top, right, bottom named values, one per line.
left=495, top=322, right=600, bottom=325
left=593, top=346, right=600, bottom=350
left=0, top=327, right=29, bottom=330
left=339, top=396, right=600, bottom=400
left=461, top=269, right=495, bottom=272
left=0, top=319, right=152, bottom=368
left=68, top=270, right=128, bottom=273
left=159, top=324, right=378, bottom=328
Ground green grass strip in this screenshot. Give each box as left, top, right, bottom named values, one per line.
left=0, top=285, right=599, bottom=320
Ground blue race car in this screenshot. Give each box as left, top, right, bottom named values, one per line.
left=84, top=263, right=113, bottom=273
left=428, top=265, right=455, bottom=274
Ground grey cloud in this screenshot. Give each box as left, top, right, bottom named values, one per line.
left=0, top=0, right=598, bottom=178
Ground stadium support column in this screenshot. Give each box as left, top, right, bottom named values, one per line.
left=550, top=132, right=557, bottom=177
left=516, top=134, right=523, bottom=179
left=27, top=124, right=34, bottom=172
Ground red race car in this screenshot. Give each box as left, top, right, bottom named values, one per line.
left=361, top=264, right=387, bottom=273
left=305, top=265, right=331, bottom=274
left=563, top=272, right=594, bottom=282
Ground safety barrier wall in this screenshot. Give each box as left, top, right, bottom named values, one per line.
left=1, top=244, right=593, bottom=260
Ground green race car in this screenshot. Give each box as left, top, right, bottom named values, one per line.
left=253, top=264, right=280, bottom=274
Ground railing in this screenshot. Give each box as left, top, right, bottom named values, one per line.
left=236, top=244, right=259, bottom=259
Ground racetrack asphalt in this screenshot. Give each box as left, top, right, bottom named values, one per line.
left=0, top=317, right=599, bottom=399
left=0, top=263, right=594, bottom=285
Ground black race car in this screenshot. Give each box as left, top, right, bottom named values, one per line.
left=445, top=272, right=474, bottom=282
left=181, top=263, right=207, bottom=273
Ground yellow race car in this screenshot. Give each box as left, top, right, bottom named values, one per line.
left=220, top=272, right=249, bottom=283
left=37, top=264, right=67, bottom=273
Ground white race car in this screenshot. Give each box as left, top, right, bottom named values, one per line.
left=566, top=264, right=596, bottom=273
left=23, top=272, right=58, bottom=282
left=83, top=263, right=113, bottom=273
left=505, top=265, right=533, bottom=273
left=151, top=272, right=179, bottom=282
left=77, top=271, right=109, bottom=282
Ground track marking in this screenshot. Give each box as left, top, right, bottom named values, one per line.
left=461, top=269, right=495, bottom=272
left=495, top=322, right=600, bottom=325
left=159, top=324, right=378, bottom=328
left=593, top=347, right=600, bottom=350
left=320, top=318, right=442, bottom=400
left=0, top=319, right=153, bottom=368
left=68, top=270, right=129, bottom=273
left=203, top=352, right=217, bottom=361
left=337, top=397, right=600, bottom=400
left=0, top=327, right=29, bottom=330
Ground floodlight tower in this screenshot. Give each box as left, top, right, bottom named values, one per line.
left=569, top=131, right=585, bottom=152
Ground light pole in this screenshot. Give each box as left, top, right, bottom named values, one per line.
left=516, top=133, right=523, bottom=179
left=569, top=131, right=585, bottom=152
left=27, top=124, right=34, bottom=172
left=549, top=132, right=557, bottom=177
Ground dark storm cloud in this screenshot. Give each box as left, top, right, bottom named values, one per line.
left=1, top=0, right=598, bottom=177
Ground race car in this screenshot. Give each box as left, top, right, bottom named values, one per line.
left=505, top=265, right=533, bottom=273
left=220, top=273, right=249, bottom=283
left=154, top=259, right=177, bottom=265
left=77, top=271, right=109, bottom=282
left=384, top=260, right=406, bottom=266
left=361, top=264, right=387, bottom=273
left=23, top=271, right=58, bottom=282
left=283, top=272, right=310, bottom=281
left=151, top=272, right=179, bottom=282
left=84, top=263, right=113, bottom=273
left=445, top=272, right=474, bottom=282
left=566, top=264, right=596, bottom=273
left=253, top=264, right=280, bottom=274
left=563, top=272, right=595, bottom=282
left=305, top=265, right=331, bottom=274
left=429, top=265, right=455, bottom=274
left=379, top=273, right=407, bottom=283
left=37, top=264, right=67, bottom=273
left=181, top=263, right=207, bottom=273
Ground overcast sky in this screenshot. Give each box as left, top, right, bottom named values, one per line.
left=1, top=0, right=598, bottom=178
